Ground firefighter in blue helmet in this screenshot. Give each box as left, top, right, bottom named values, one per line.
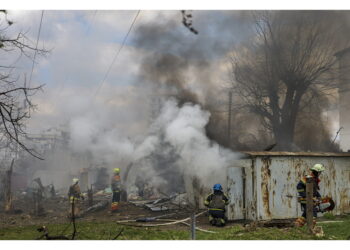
left=204, top=184, right=229, bottom=226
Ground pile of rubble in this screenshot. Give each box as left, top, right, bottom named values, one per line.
left=129, top=193, right=190, bottom=211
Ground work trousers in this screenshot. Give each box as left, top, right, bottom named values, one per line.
left=112, top=190, right=121, bottom=203
left=301, top=203, right=318, bottom=218
left=209, top=209, right=225, bottom=220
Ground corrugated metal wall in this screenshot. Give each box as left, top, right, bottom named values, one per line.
left=227, top=155, right=350, bottom=221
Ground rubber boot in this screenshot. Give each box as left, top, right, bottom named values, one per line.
left=209, top=215, right=216, bottom=226
left=111, top=202, right=119, bottom=212
left=218, top=218, right=226, bottom=227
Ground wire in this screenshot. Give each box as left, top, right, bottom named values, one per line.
left=93, top=10, right=141, bottom=98
left=28, top=10, right=44, bottom=88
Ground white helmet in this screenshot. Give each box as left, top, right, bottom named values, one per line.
left=311, top=164, right=325, bottom=173
left=72, top=178, right=79, bottom=184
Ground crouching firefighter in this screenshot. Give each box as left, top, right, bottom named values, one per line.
left=295, top=163, right=335, bottom=227
left=111, top=168, right=121, bottom=212
left=204, top=184, right=229, bottom=227
left=68, top=178, right=84, bottom=218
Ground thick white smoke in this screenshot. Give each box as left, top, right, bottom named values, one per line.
left=153, top=98, right=237, bottom=185
left=65, top=96, right=238, bottom=194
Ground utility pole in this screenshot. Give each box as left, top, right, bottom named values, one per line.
left=306, top=177, right=314, bottom=234
left=227, top=90, right=233, bottom=148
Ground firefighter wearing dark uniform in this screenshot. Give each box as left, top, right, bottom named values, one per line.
left=68, top=178, right=84, bottom=218
left=295, top=163, right=325, bottom=227
left=111, top=168, right=121, bottom=212
left=204, top=184, right=229, bottom=227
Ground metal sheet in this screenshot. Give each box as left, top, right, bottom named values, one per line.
left=227, top=167, right=245, bottom=220
left=241, top=151, right=350, bottom=157
left=228, top=155, right=350, bottom=220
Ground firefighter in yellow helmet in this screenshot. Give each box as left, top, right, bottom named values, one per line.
left=111, top=168, right=121, bottom=212
left=68, top=178, right=84, bottom=218
left=295, top=164, right=325, bottom=227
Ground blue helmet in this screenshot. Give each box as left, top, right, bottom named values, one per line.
left=213, top=184, right=222, bottom=191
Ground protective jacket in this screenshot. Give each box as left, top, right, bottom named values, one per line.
left=111, top=174, right=121, bottom=192
left=297, top=173, right=321, bottom=204
left=204, top=191, right=229, bottom=211
left=68, top=183, right=83, bottom=203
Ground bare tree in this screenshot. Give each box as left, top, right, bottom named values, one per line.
left=0, top=10, right=47, bottom=159
left=230, top=11, right=345, bottom=151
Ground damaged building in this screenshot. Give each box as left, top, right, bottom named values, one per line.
left=227, top=152, right=350, bottom=221
left=184, top=151, right=350, bottom=221
left=185, top=47, right=350, bottom=221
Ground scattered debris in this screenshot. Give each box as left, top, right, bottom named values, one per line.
left=129, top=193, right=189, bottom=211
left=258, top=219, right=295, bottom=228
left=83, top=200, right=109, bottom=215
left=135, top=213, right=176, bottom=222
left=313, top=226, right=325, bottom=237
left=116, top=211, right=215, bottom=233
left=36, top=226, right=69, bottom=240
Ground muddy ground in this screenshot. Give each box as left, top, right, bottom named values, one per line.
left=0, top=195, right=232, bottom=231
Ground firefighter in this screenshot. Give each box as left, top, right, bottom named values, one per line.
left=204, top=184, right=229, bottom=227
left=111, top=168, right=121, bottom=212
left=68, top=178, right=84, bottom=218
left=295, top=163, right=325, bottom=227
left=31, top=178, right=45, bottom=216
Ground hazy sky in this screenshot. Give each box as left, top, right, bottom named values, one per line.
left=2, top=10, right=253, bottom=135
left=2, top=8, right=347, bottom=139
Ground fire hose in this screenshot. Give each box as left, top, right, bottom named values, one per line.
left=116, top=211, right=216, bottom=233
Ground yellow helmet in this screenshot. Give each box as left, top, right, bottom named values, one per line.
left=72, top=178, right=79, bottom=184
left=114, top=168, right=120, bottom=174
left=311, top=164, right=325, bottom=173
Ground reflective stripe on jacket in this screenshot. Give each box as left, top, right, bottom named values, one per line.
left=296, top=174, right=321, bottom=203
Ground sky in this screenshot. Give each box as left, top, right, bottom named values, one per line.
left=1, top=10, right=175, bottom=133
left=0, top=9, right=255, bottom=136
left=1, top=7, right=346, bottom=139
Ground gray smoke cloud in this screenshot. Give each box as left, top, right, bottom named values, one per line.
left=16, top=10, right=350, bottom=195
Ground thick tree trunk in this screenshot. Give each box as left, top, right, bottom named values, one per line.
left=272, top=87, right=305, bottom=151
left=273, top=124, right=294, bottom=151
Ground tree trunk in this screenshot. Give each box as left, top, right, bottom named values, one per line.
left=273, top=87, right=305, bottom=151
left=4, top=159, right=14, bottom=213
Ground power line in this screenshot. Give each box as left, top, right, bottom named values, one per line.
left=93, top=10, right=141, bottom=98
left=28, top=10, right=44, bottom=88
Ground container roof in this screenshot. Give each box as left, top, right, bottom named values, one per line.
left=241, top=151, right=350, bottom=157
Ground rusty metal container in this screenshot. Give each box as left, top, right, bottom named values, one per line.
left=226, top=152, right=350, bottom=221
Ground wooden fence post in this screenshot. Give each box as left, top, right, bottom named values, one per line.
left=88, top=185, right=93, bottom=207
left=190, top=213, right=196, bottom=240
left=306, top=177, right=314, bottom=234
left=4, top=159, right=14, bottom=213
